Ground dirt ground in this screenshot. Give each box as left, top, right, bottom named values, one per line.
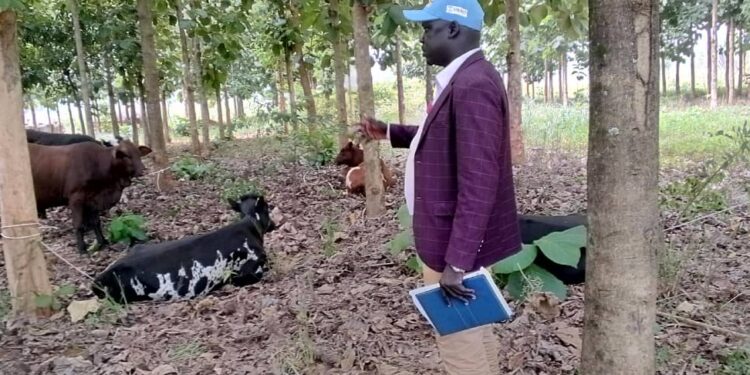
left=0, top=139, right=748, bottom=375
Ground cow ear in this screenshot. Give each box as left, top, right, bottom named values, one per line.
left=228, top=198, right=241, bottom=212
left=138, top=146, right=153, bottom=156
left=113, top=147, right=126, bottom=159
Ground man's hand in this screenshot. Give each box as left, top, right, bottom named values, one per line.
left=439, top=265, right=476, bottom=305
left=353, top=117, right=387, bottom=141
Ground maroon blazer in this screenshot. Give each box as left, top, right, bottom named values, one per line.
left=389, top=51, right=521, bottom=272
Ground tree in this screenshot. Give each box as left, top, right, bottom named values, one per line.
left=67, top=0, right=96, bottom=136
left=710, top=0, right=718, bottom=108
left=353, top=1, right=385, bottom=217
left=505, top=0, right=524, bottom=164
left=581, top=0, right=660, bottom=373
left=0, top=7, right=53, bottom=316
left=174, top=0, right=200, bottom=154
left=137, top=0, right=174, bottom=191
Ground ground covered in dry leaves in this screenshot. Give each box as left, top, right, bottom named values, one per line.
left=1, top=138, right=748, bottom=375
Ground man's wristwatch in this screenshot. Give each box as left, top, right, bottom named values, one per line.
left=450, top=265, right=465, bottom=273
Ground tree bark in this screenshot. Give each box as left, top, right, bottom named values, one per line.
left=0, top=10, right=53, bottom=317
left=55, top=104, right=62, bottom=133
left=175, top=0, right=200, bottom=154
left=352, top=2, right=384, bottom=217
left=544, top=59, right=550, bottom=102
left=660, top=55, right=666, bottom=94
left=215, top=86, right=224, bottom=139
left=223, top=86, right=233, bottom=138
left=562, top=52, right=569, bottom=105
left=675, top=60, right=680, bottom=94
left=739, top=28, right=744, bottom=96
left=277, top=61, right=287, bottom=113
left=690, top=29, right=696, bottom=97
left=296, top=47, right=317, bottom=121
left=582, top=1, right=660, bottom=373
left=710, top=4, right=718, bottom=108
left=75, top=96, right=85, bottom=135
left=138, top=82, right=151, bottom=146
left=66, top=99, right=76, bottom=133
left=707, top=25, right=712, bottom=95
left=137, top=0, right=174, bottom=191
left=727, top=19, right=735, bottom=104
left=505, top=0, right=525, bottom=164
left=161, top=93, right=170, bottom=143
left=330, top=0, right=349, bottom=147
left=395, top=33, right=405, bottom=125
left=29, top=97, right=37, bottom=128
left=105, top=55, right=120, bottom=137
left=117, top=100, right=123, bottom=124
left=284, top=50, right=298, bottom=129
left=67, top=0, right=95, bottom=137
left=129, top=93, right=139, bottom=145
left=192, top=35, right=210, bottom=152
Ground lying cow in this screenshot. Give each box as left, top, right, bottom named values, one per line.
left=334, top=141, right=394, bottom=195
left=29, top=140, right=152, bottom=254
left=91, top=194, right=277, bottom=304
left=518, top=214, right=587, bottom=285
left=26, top=129, right=115, bottom=147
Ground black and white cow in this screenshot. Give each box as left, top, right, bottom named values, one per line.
left=518, top=214, right=588, bottom=285
left=92, top=194, right=277, bottom=304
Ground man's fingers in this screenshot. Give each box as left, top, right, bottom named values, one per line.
left=440, top=287, right=452, bottom=307
left=444, top=285, right=469, bottom=305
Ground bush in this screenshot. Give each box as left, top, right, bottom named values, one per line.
left=221, top=178, right=264, bottom=202
left=107, top=213, right=148, bottom=246
left=171, top=156, right=216, bottom=180
left=173, top=116, right=190, bottom=137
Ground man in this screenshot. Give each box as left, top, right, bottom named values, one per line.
left=356, top=0, right=522, bottom=373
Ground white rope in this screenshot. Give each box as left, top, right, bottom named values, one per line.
left=666, top=202, right=748, bottom=232
left=39, top=242, right=95, bottom=281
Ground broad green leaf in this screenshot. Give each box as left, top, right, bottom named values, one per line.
left=388, top=231, right=414, bottom=255
left=505, top=271, right=525, bottom=300
left=405, top=255, right=422, bottom=273
left=492, top=244, right=538, bottom=274
left=35, top=294, right=54, bottom=309
left=397, top=204, right=411, bottom=228
left=528, top=4, right=549, bottom=25
left=0, top=0, right=25, bottom=12
left=534, top=225, right=586, bottom=267
left=505, top=265, right=567, bottom=301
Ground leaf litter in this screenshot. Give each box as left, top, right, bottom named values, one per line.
left=0, top=141, right=747, bottom=374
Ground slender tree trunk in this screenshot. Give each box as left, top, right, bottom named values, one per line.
left=66, top=99, right=76, bottom=133
left=237, top=97, right=244, bottom=117
left=55, top=104, right=62, bottom=133
left=215, top=85, right=224, bottom=139
left=129, top=93, right=139, bottom=145
left=117, top=100, right=123, bottom=124
left=582, top=1, right=660, bottom=373
left=348, top=70, right=354, bottom=122
left=137, top=0, right=173, bottom=191
left=29, top=97, right=37, bottom=128
left=68, top=0, right=95, bottom=137
left=138, top=83, right=151, bottom=146
left=161, top=93, right=170, bottom=143
left=284, top=50, right=298, bottom=129
left=544, top=59, right=550, bottom=102
left=223, top=87, right=233, bottom=138
left=675, top=60, right=680, bottom=94
left=353, top=1, right=384, bottom=217
left=175, top=0, right=200, bottom=154
left=75, top=96, right=85, bottom=135
left=710, top=6, right=718, bottom=108
left=661, top=56, right=667, bottom=94
left=739, top=28, right=744, bottom=96
left=558, top=55, right=563, bottom=102
left=105, top=56, right=120, bottom=137
left=707, top=25, right=712, bottom=95
left=0, top=10, right=53, bottom=317
left=727, top=19, right=735, bottom=104
left=277, top=61, right=287, bottom=113
left=395, top=34, right=406, bottom=126
left=562, top=52, right=569, bottom=105
left=531, top=82, right=535, bottom=98
left=690, top=38, right=696, bottom=96
left=506, top=0, right=525, bottom=164
left=191, top=34, right=210, bottom=152
left=330, top=0, right=349, bottom=146
left=92, top=99, right=102, bottom=132
left=295, top=46, right=317, bottom=121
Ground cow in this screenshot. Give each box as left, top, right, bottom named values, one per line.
left=91, top=194, right=277, bottom=304
left=29, top=140, right=152, bottom=254
left=334, top=141, right=394, bottom=195
left=26, top=129, right=121, bottom=147
left=518, top=214, right=587, bottom=285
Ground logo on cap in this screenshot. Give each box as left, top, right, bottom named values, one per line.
left=446, top=5, right=468, bottom=17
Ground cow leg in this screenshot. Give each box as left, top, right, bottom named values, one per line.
left=70, top=198, right=89, bottom=254
left=91, top=211, right=109, bottom=249
left=37, top=208, right=48, bottom=219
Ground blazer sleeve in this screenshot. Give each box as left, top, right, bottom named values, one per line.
left=443, top=79, right=506, bottom=271
left=387, top=124, right=419, bottom=148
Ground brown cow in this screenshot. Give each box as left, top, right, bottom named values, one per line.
left=29, top=140, right=152, bottom=254
left=334, top=141, right=394, bottom=195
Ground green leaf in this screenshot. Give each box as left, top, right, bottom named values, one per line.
left=505, top=265, right=567, bottom=301
left=492, top=244, right=538, bottom=274
left=35, top=294, right=53, bottom=309
left=406, top=255, right=422, bottom=273
left=389, top=230, right=414, bottom=255
left=533, top=225, right=586, bottom=267
left=397, top=204, right=411, bottom=228
left=505, top=271, right=525, bottom=300
left=528, top=4, right=549, bottom=25
left=519, top=12, right=531, bottom=27
left=56, top=284, right=76, bottom=297
left=0, top=0, right=25, bottom=12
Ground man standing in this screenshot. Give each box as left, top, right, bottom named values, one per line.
left=356, top=0, right=522, bottom=373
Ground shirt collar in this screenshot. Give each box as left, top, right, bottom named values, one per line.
left=435, top=48, right=481, bottom=90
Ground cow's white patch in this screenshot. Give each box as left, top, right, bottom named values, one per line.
left=242, top=240, right=259, bottom=261
left=130, top=277, right=145, bottom=296
left=148, top=273, right=180, bottom=300
left=345, top=167, right=360, bottom=189
left=178, top=266, right=187, bottom=278
left=255, top=213, right=260, bottom=221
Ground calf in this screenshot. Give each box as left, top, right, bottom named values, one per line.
left=27, top=129, right=102, bottom=146
left=518, top=214, right=588, bottom=285
left=334, top=141, right=394, bottom=195
left=91, top=194, right=277, bottom=304
left=29, top=140, right=152, bottom=253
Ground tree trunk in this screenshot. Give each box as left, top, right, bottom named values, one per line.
left=92, top=99, right=102, bottom=132
left=66, top=99, right=76, bottom=133
left=29, top=97, right=37, bottom=128
left=117, top=100, right=123, bottom=124
left=129, top=93, right=139, bottom=145
left=395, top=33, right=406, bottom=125
left=223, top=86, right=233, bottom=138
left=296, top=46, right=317, bottom=121
left=707, top=25, right=712, bottom=95
left=237, top=97, right=244, bottom=117
left=562, top=52, right=569, bottom=105
left=505, top=0, right=525, bottom=164
left=68, top=0, right=95, bottom=137
left=425, top=62, right=433, bottom=106
left=55, top=104, right=62, bottom=133
left=352, top=2, right=384, bottom=217
left=0, top=10, right=54, bottom=317
left=175, top=0, right=200, bottom=154
left=277, top=61, right=287, bottom=113
left=690, top=32, right=696, bottom=97
left=191, top=36, right=210, bottom=152
left=710, top=5, right=718, bottom=108
left=660, top=55, right=666, bottom=94
left=531, top=82, right=535, bottom=98
left=161, top=93, right=170, bottom=143
left=137, top=0, right=173, bottom=191
left=138, top=83, right=151, bottom=146
left=284, top=50, right=298, bottom=129
left=215, top=85, right=224, bottom=139
left=75, top=96, right=85, bottom=135
left=105, top=56, right=120, bottom=137
left=675, top=60, right=680, bottom=94
left=739, top=28, right=744, bottom=96
left=727, top=19, right=735, bottom=104
left=558, top=55, right=563, bottom=102
left=544, top=59, right=550, bottom=102
left=582, top=1, right=660, bottom=373
left=330, top=0, right=349, bottom=147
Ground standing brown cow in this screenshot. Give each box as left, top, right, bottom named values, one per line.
left=29, top=140, right=152, bottom=254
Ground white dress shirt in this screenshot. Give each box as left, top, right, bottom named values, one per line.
left=388, top=48, right=482, bottom=215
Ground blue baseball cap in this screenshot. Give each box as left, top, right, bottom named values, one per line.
left=403, top=0, right=484, bottom=31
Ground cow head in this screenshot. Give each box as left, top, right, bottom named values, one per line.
left=229, top=194, right=277, bottom=234
left=333, top=141, right=364, bottom=167
left=111, top=140, right=152, bottom=180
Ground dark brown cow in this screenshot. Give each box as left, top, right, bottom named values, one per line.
left=334, top=141, right=394, bottom=195
left=29, top=140, right=152, bottom=254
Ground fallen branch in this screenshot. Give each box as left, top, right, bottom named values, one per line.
left=656, top=311, right=750, bottom=339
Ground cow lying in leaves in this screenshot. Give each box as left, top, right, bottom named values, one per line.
left=518, top=213, right=587, bottom=285
left=334, top=141, right=394, bottom=195
left=92, top=194, right=277, bottom=304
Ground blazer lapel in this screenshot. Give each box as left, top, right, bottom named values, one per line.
left=417, top=51, right=485, bottom=150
